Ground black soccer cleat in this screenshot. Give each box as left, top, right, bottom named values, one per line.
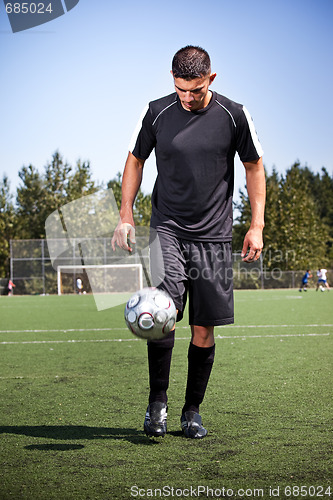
left=181, top=411, right=208, bottom=439
left=144, top=402, right=168, bottom=437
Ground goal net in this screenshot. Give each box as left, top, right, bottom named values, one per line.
left=57, top=264, right=143, bottom=296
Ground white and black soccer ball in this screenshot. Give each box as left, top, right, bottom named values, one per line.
left=124, top=287, right=177, bottom=340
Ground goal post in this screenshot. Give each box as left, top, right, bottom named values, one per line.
left=57, top=264, right=144, bottom=296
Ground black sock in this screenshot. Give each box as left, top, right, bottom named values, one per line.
left=147, top=331, right=175, bottom=405
left=182, top=342, right=215, bottom=414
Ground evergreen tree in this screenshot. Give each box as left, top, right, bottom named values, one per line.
left=16, top=152, right=98, bottom=240
left=107, top=172, right=122, bottom=211
left=67, top=159, right=97, bottom=200
left=233, top=163, right=331, bottom=270
left=0, top=176, right=15, bottom=277
left=16, top=164, right=46, bottom=239
left=301, top=166, right=333, bottom=263
left=107, top=172, right=152, bottom=227
left=133, top=189, right=152, bottom=227
left=44, top=151, right=72, bottom=213
left=276, top=164, right=329, bottom=270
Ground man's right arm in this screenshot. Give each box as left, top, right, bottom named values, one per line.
left=111, top=152, right=145, bottom=252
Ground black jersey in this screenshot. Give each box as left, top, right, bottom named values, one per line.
left=131, top=91, right=263, bottom=242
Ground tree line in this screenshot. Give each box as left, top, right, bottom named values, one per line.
left=0, top=151, right=151, bottom=279
left=0, top=152, right=332, bottom=279
left=233, top=162, right=333, bottom=270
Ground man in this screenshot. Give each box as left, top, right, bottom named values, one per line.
left=112, top=46, right=265, bottom=439
left=299, top=270, right=312, bottom=292
left=316, top=268, right=330, bottom=291
left=7, top=279, right=15, bottom=296
left=76, top=277, right=83, bottom=294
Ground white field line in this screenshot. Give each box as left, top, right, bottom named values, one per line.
left=0, top=324, right=332, bottom=334
left=0, top=332, right=330, bottom=345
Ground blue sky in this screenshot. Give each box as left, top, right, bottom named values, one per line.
left=1, top=0, right=332, bottom=205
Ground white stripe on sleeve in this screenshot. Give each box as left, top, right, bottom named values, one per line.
left=128, top=104, right=149, bottom=152
left=242, top=106, right=264, bottom=158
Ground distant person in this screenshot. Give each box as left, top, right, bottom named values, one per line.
left=299, top=270, right=312, bottom=292
left=76, top=277, right=83, bottom=294
left=316, top=269, right=330, bottom=291
left=7, top=279, right=15, bottom=296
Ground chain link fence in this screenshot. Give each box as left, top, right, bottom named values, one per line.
left=2, top=239, right=332, bottom=295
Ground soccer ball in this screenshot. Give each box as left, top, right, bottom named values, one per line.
left=124, top=288, right=177, bottom=340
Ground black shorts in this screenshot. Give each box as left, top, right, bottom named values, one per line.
left=150, top=230, right=234, bottom=326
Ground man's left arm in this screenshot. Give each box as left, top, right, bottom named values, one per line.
left=241, top=157, right=266, bottom=262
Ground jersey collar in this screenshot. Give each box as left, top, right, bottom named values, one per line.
left=176, top=91, right=217, bottom=115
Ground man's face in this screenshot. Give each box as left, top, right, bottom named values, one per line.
left=172, top=73, right=216, bottom=112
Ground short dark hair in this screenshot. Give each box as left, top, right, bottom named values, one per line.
left=172, top=46, right=211, bottom=80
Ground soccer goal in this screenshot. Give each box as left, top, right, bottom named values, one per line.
left=57, top=264, right=144, bottom=296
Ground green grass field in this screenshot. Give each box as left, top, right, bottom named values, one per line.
left=0, top=290, right=332, bottom=500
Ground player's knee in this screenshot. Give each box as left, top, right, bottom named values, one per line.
left=191, top=325, right=214, bottom=347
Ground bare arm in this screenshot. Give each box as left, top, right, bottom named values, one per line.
left=111, top=152, right=145, bottom=251
left=241, top=157, right=266, bottom=262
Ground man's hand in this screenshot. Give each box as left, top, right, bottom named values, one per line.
left=242, top=158, right=265, bottom=263
left=111, top=152, right=144, bottom=253
left=241, top=226, right=263, bottom=262
left=111, top=221, right=136, bottom=252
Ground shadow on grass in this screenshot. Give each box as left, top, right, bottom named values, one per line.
left=25, top=443, right=85, bottom=451
left=0, top=425, right=160, bottom=446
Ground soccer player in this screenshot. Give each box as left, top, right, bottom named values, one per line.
left=112, top=46, right=265, bottom=438
left=299, top=270, right=312, bottom=292
left=7, top=279, right=15, bottom=296
left=316, top=268, right=330, bottom=291
left=76, top=277, right=83, bottom=294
